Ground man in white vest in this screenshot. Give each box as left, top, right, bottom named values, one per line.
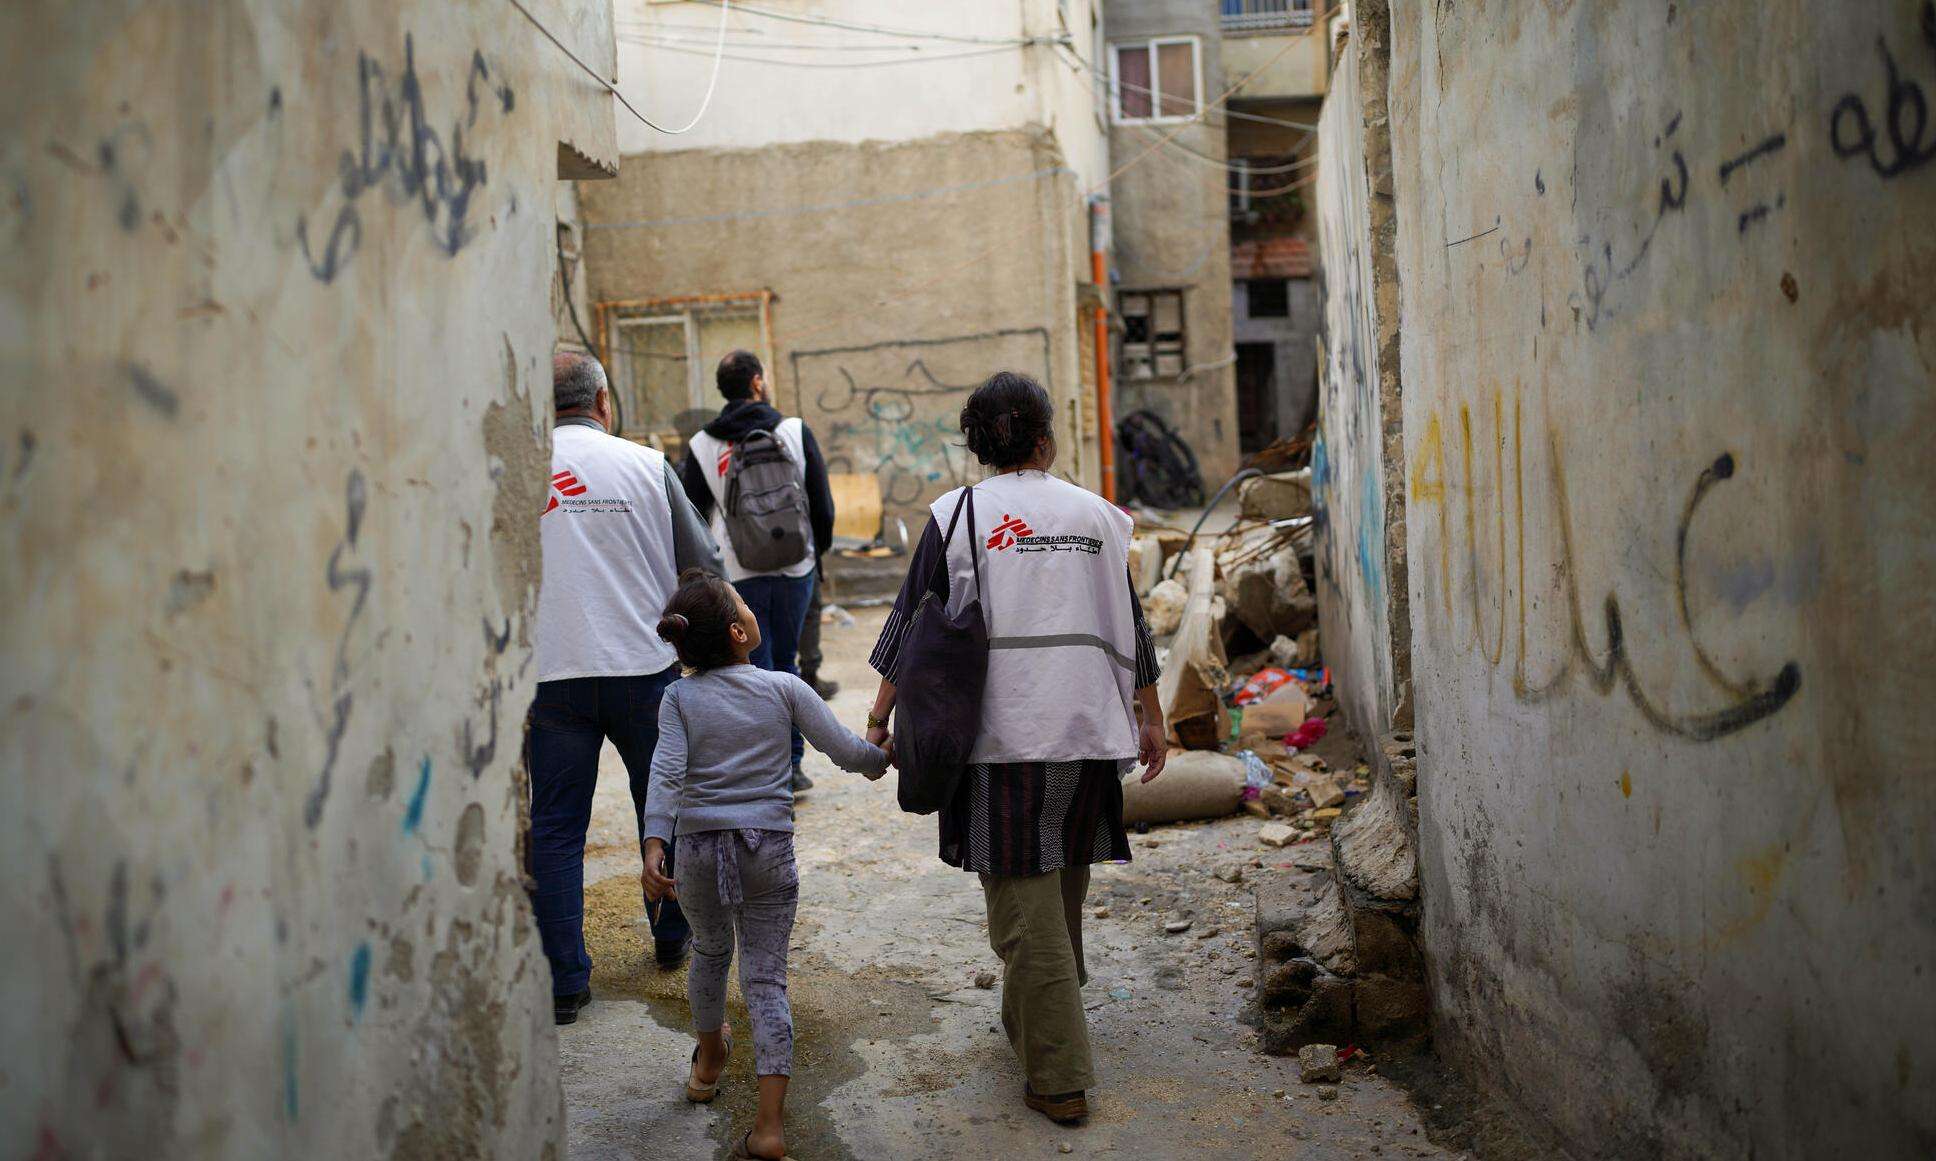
left=680, top=350, right=836, bottom=792
left=531, top=353, right=722, bottom=1025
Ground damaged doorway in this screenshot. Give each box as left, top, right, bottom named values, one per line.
left=1235, top=341, right=1277, bottom=455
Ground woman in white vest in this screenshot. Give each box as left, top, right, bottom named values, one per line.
left=864, top=372, right=1168, bottom=1126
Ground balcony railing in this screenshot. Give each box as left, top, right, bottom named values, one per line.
left=1220, top=0, right=1315, bottom=32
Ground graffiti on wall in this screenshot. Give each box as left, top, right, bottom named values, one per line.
left=1409, top=390, right=1800, bottom=741
left=1829, top=1, right=1936, bottom=178
left=790, top=329, right=1052, bottom=510
left=298, top=35, right=515, bottom=283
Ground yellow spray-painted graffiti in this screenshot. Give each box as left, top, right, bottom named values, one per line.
left=1407, top=388, right=1801, bottom=741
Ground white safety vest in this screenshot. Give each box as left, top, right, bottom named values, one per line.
left=687, top=418, right=817, bottom=583
left=534, top=422, right=681, bottom=681
left=929, top=471, right=1139, bottom=764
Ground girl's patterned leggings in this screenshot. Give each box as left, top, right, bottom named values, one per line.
left=678, top=829, right=797, bottom=1077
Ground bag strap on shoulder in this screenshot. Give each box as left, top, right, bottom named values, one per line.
left=929, top=486, right=983, bottom=604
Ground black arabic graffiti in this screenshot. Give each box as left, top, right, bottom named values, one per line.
left=1829, top=2, right=1936, bottom=179
left=298, top=36, right=514, bottom=283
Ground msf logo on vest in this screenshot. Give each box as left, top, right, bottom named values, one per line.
left=986, top=514, right=1035, bottom=551
left=544, top=470, right=587, bottom=516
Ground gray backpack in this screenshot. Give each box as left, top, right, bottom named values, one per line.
left=722, top=428, right=811, bottom=572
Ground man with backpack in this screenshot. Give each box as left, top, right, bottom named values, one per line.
left=681, top=350, right=836, bottom=791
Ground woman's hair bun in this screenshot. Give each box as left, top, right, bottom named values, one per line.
left=959, top=371, right=1053, bottom=469
left=657, top=612, right=689, bottom=643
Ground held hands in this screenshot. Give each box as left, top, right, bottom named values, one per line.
left=1137, top=717, right=1168, bottom=784
left=865, top=723, right=896, bottom=778
left=640, top=838, right=678, bottom=902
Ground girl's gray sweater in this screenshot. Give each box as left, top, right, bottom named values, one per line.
left=643, top=665, right=887, bottom=840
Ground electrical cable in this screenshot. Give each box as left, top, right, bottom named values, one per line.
left=616, top=34, right=1020, bottom=70
left=509, top=0, right=731, bottom=135
left=1164, top=468, right=1265, bottom=579
left=677, top=0, right=1042, bottom=47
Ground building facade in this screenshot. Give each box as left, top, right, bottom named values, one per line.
left=580, top=0, right=1113, bottom=525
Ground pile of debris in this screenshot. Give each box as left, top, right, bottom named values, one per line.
left=1121, top=467, right=1428, bottom=1058
left=1123, top=467, right=1338, bottom=832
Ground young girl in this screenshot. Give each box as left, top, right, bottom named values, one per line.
left=641, top=569, right=887, bottom=1161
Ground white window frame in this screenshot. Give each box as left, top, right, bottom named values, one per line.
left=1109, top=36, right=1202, bottom=125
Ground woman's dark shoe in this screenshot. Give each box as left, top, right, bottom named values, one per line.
left=1023, top=1084, right=1088, bottom=1124
left=553, top=988, right=592, bottom=1025
left=790, top=766, right=814, bottom=792
left=809, top=675, right=840, bottom=700
left=655, top=934, right=692, bottom=970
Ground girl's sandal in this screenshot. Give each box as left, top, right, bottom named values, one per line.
left=733, top=1131, right=796, bottom=1160
left=684, top=1028, right=733, bottom=1103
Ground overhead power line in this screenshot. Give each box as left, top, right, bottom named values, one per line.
left=509, top=0, right=731, bottom=135
left=676, top=0, right=1045, bottom=47
left=617, top=34, right=1020, bottom=71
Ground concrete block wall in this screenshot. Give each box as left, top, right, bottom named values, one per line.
left=576, top=130, right=1095, bottom=525
left=1313, top=0, right=1936, bottom=1155
left=0, top=2, right=617, bottom=1155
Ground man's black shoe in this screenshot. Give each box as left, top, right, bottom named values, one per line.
left=655, top=934, right=692, bottom=970
left=554, top=988, right=592, bottom=1025
left=808, top=676, right=840, bottom=700
left=790, top=765, right=815, bottom=793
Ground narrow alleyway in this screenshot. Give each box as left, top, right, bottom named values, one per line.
left=556, top=607, right=1461, bottom=1161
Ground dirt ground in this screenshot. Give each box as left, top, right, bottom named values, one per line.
left=558, top=606, right=1466, bottom=1160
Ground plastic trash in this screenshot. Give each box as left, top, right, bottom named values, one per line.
left=1234, top=667, right=1295, bottom=705
left=821, top=603, right=857, bottom=629
left=1284, top=717, right=1329, bottom=750
left=1238, top=750, right=1271, bottom=802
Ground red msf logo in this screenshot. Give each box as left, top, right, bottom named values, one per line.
left=717, top=450, right=732, bottom=477
left=545, top=469, right=587, bottom=515
left=986, top=513, right=1034, bottom=551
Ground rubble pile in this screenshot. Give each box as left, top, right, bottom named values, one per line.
left=1123, top=470, right=1428, bottom=1058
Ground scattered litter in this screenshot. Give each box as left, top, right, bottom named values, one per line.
left=1285, top=717, right=1329, bottom=750
left=820, top=603, right=857, bottom=628
left=1234, top=667, right=1296, bottom=705
left=1109, top=986, right=1133, bottom=1001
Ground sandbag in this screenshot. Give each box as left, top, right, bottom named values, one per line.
left=1121, top=750, right=1245, bottom=824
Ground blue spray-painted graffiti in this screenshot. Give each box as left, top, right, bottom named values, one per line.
left=348, top=941, right=371, bottom=1018
left=401, top=757, right=431, bottom=834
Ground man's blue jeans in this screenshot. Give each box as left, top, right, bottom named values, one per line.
left=735, top=571, right=817, bottom=768
left=527, top=666, right=689, bottom=997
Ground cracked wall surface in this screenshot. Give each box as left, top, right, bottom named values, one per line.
left=0, top=2, right=617, bottom=1155
left=1375, top=1, right=1935, bottom=1156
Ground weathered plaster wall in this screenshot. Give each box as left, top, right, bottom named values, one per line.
left=0, top=2, right=617, bottom=1155
left=1313, top=4, right=1410, bottom=740
left=576, top=129, right=1093, bottom=522
left=1386, top=1, right=1936, bottom=1156
left=1105, top=0, right=1242, bottom=488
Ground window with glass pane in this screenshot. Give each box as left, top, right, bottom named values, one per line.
left=1118, top=290, right=1187, bottom=380
left=1112, top=38, right=1197, bottom=121
left=1156, top=42, right=1197, bottom=118
left=1114, top=43, right=1152, bottom=119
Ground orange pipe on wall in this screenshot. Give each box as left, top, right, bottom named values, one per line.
left=1092, top=248, right=1115, bottom=503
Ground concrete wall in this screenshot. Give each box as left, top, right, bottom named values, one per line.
left=1105, top=0, right=1241, bottom=487
left=1312, top=4, right=1410, bottom=740
left=0, top=2, right=617, bottom=1155
left=576, top=129, right=1094, bottom=521
left=1381, top=1, right=1936, bottom=1156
